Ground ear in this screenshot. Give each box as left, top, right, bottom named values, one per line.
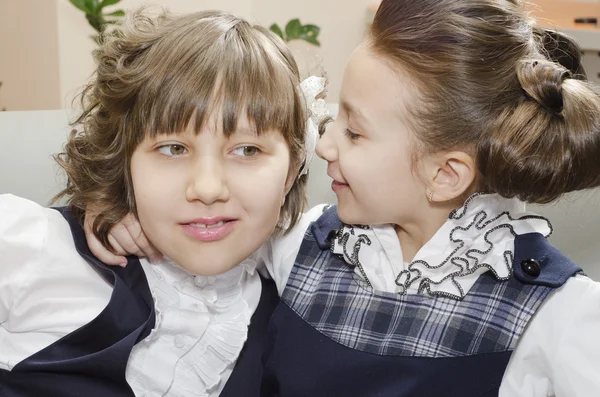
left=424, top=151, right=476, bottom=202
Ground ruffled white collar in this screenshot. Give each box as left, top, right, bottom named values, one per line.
left=127, top=254, right=259, bottom=396
left=332, top=194, right=552, bottom=299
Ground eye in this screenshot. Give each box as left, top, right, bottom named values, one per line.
left=344, top=129, right=360, bottom=141
left=231, top=146, right=261, bottom=158
left=157, top=144, right=188, bottom=157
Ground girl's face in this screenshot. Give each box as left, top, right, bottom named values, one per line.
left=130, top=112, right=292, bottom=276
left=317, top=45, right=429, bottom=227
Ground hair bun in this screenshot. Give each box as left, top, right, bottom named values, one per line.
left=517, top=59, right=571, bottom=115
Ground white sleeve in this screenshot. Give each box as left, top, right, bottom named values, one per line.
left=0, top=194, right=49, bottom=324
left=0, top=194, right=113, bottom=368
left=260, top=204, right=328, bottom=295
left=500, top=274, right=600, bottom=397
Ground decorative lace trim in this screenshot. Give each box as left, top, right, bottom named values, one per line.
left=332, top=193, right=553, bottom=299
left=128, top=256, right=256, bottom=395
left=331, top=225, right=373, bottom=288
left=174, top=306, right=251, bottom=395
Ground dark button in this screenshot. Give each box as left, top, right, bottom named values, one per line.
left=521, top=258, right=541, bottom=277
left=326, top=229, right=338, bottom=245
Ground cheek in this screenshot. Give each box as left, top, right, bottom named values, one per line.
left=232, top=158, right=290, bottom=213
left=342, top=144, right=414, bottom=198
left=130, top=154, right=178, bottom=219
left=338, top=145, right=376, bottom=185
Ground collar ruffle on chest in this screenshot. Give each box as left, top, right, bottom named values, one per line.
left=332, top=193, right=552, bottom=300
left=126, top=256, right=258, bottom=396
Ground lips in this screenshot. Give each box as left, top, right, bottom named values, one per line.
left=189, top=220, right=227, bottom=229
left=331, top=180, right=349, bottom=192
left=181, top=217, right=238, bottom=242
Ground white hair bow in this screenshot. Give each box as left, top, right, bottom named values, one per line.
left=298, top=76, right=328, bottom=177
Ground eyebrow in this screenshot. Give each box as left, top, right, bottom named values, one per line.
left=233, top=125, right=261, bottom=137
left=341, top=100, right=369, bottom=128
left=341, top=100, right=358, bottom=116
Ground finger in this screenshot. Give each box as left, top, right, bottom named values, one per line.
left=83, top=212, right=96, bottom=240
left=84, top=213, right=128, bottom=266
left=89, top=231, right=128, bottom=266
left=108, top=226, right=143, bottom=257
left=107, top=233, right=130, bottom=256
left=123, top=216, right=163, bottom=262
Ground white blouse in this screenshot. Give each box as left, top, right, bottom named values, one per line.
left=265, top=197, right=600, bottom=397
left=0, top=194, right=261, bottom=397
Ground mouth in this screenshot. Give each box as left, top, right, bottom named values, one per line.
left=331, top=180, right=349, bottom=192
left=180, top=218, right=238, bottom=242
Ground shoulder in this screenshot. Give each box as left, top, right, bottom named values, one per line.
left=0, top=195, right=54, bottom=321
left=0, top=194, right=83, bottom=265
left=0, top=194, right=52, bottom=247
left=529, top=274, right=600, bottom=330
left=261, top=204, right=329, bottom=294
left=271, top=204, right=330, bottom=253
left=0, top=194, right=61, bottom=273
left=0, top=195, right=113, bottom=330
left=502, top=274, right=600, bottom=395
left=0, top=194, right=110, bottom=295
left=0, top=197, right=114, bottom=363
left=513, top=232, right=582, bottom=288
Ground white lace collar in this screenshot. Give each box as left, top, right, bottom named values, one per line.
left=127, top=254, right=259, bottom=396
left=332, top=193, right=552, bottom=299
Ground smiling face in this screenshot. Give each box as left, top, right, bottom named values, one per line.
left=130, top=112, right=292, bottom=276
left=316, top=45, right=430, bottom=227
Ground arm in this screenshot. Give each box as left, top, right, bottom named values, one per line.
left=0, top=194, right=113, bottom=369
left=259, top=204, right=328, bottom=294
left=500, top=275, right=600, bottom=396
left=0, top=194, right=49, bottom=324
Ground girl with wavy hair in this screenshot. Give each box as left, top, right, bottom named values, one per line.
left=0, top=8, right=324, bottom=397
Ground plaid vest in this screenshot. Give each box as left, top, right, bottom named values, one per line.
left=262, top=206, right=581, bottom=397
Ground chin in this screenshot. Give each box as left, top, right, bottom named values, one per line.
left=173, top=257, right=238, bottom=277
left=337, top=207, right=362, bottom=226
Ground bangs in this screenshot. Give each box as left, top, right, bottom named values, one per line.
left=128, top=16, right=302, bottom=140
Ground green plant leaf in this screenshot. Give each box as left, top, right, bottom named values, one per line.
left=69, top=0, right=91, bottom=13
left=86, top=13, right=104, bottom=32
left=84, top=0, right=98, bottom=13
left=299, top=24, right=320, bottom=46
left=285, top=19, right=302, bottom=39
left=301, top=24, right=320, bottom=37
left=269, top=23, right=285, bottom=40
left=105, top=9, right=125, bottom=17
left=300, top=35, right=320, bottom=46
left=99, top=0, right=121, bottom=9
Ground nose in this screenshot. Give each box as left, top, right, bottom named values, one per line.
left=315, top=120, right=338, bottom=163
left=185, top=156, right=230, bottom=205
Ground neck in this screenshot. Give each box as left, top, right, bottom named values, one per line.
left=394, top=200, right=459, bottom=262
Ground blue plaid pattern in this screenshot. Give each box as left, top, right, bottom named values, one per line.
left=282, top=226, right=555, bottom=358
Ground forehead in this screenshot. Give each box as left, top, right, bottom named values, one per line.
left=341, top=45, right=417, bottom=125
left=197, top=106, right=256, bottom=135
left=152, top=108, right=283, bottom=142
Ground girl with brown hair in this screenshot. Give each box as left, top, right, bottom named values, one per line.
left=263, top=0, right=600, bottom=395
left=0, top=8, right=325, bottom=397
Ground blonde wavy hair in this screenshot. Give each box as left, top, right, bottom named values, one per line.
left=55, top=9, right=309, bottom=249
